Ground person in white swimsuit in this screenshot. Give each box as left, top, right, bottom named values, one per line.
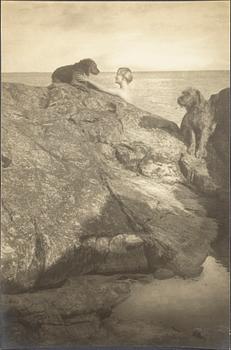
left=85, top=67, right=133, bottom=103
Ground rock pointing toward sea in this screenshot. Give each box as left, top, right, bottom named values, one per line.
left=2, top=82, right=227, bottom=293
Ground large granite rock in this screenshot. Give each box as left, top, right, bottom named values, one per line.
left=207, top=88, right=229, bottom=198
left=1, top=82, right=220, bottom=293
left=1, top=275, right=131, bottom=346
left=178, top=87, right=229, bottom=269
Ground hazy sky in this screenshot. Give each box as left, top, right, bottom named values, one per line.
left=2, top=1, right=230, bottom=72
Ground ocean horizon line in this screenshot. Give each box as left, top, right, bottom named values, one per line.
left=2, top=69, right=229, bottom=74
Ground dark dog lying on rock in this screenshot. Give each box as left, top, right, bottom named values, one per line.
left=177, top=87, right=216, bottom=159
left=51, top=58, right=100, bottom=91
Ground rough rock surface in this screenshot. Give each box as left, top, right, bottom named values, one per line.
left=1, top=82, right=229, bottom=347
left=179, top=88, right=229, bottom=270
left=1, top=82, right=221, bottom=294
left=1, top=275, right=131, bottom=346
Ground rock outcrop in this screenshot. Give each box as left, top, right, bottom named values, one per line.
left=208, top=88, right=229, bottom=198
left=1, top=81, right=229, bottom=347
left=1, top=82, right=222, bottom=294
left=179, top=87, right=230, bottom=269
left=1, top=275, right=131, bottom=346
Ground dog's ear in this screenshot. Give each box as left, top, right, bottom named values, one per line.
left=195, top=89, right=205, bottom=105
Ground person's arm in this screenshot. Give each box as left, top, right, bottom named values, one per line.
left=70, top=71, right=89, bottom=91
left=84, top=77, right=121, bottom=97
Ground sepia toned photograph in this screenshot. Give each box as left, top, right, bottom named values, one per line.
left=1, top=1, right=230, bottom=349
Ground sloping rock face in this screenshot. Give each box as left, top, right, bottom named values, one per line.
left=207, top=88, right=229, bottom=197
left=206, top=88, right=229, bottom=265
left=2, top=82, right=219, bottom=294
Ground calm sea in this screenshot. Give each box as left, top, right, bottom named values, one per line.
left=2, top=70, right=229, bottom=125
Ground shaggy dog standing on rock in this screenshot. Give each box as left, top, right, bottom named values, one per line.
left=177, top=87, right=216, bottom=159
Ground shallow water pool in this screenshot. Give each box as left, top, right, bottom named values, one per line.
left=107, top=256, right=229, bottom=348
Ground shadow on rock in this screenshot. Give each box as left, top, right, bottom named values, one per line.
left=178, top=88, right=229, bottom=268
left=22, top=179, right=219, bottom=291
left=139, top=115, right=180, bottom=138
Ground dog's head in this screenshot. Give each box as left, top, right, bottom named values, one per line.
left=75, top=59, right=100, bottom=76
left=177, top=88, right=206, bottom=111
